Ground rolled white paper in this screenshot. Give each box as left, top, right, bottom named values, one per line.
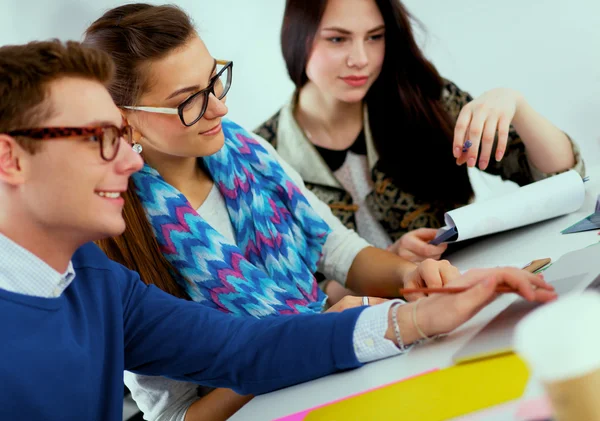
left=514, top=291, right=600, bottom=382
left=438, top=169, right=586, bottom=242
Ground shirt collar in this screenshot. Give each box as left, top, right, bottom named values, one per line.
left=0, top=233, right=75, bottom=298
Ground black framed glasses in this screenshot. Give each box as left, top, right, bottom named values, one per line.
left=5, top=124, right=134, bottom=162
left=123, top=59, right=233, bottom=127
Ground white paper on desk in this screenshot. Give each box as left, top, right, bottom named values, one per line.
left=437, top=169, right=586, bottom=243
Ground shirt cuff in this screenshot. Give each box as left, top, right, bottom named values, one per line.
left=352, top=299, right=413, bottom=363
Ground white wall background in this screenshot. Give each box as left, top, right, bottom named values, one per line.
left=2, top=0, right=600, bottom=163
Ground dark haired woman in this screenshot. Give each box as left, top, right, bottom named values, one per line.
left=256, top=0, right=585, bottom=279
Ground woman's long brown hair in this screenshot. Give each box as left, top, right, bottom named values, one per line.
left=84, top=4, right=196, bottom=299
left=281, top=0, right=473, bottom=203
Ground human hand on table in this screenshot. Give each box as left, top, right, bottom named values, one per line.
left=386, top=267, right=557, bottom=346
left=325, top=295, right=388, bottom=313
left=402, top=258, right=461, bottom=302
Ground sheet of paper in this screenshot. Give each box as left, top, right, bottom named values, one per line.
left=437, top=170, right=585, bottom=243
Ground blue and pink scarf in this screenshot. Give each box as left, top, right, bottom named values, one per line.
left=132, top=119, right=330, bottom=317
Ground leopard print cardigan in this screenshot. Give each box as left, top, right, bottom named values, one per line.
left=254, top=80, right=585, bottom=243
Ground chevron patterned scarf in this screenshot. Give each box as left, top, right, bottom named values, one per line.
left=132, top=119, right=330, bottom=317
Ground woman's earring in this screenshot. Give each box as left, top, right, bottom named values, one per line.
left=132, top=142, right=143, bottom=154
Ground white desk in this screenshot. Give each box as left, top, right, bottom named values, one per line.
left=230, top=167, right=600, bottom=421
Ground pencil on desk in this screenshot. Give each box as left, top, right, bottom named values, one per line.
left=399, top=286, right=518, bottom=295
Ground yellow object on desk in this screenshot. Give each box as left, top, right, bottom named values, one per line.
left=304, top=353, right=529, bottom=421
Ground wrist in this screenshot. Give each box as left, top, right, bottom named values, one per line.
left=385, top=303, right=420, bottom=346
left=397, top=261, right=417, bottom=288
left=512, top=92, right=530, bottom=129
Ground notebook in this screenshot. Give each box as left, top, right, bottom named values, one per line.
left=561, top=212, right=600, bottom=234
left=276, top=353, right=530, bottom=421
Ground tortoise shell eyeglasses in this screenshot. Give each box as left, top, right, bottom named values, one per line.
left=5, top=124, right=134, bottom=162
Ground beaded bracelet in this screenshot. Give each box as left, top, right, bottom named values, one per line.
left=391, top=300, right=444, bottom=352
left=391, top=303, right=413, bottom=352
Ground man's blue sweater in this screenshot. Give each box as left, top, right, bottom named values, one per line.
left=0, top=243, right=363, bottom=420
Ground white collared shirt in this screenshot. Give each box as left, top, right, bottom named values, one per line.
left=0, top=233, right=75, bottom=298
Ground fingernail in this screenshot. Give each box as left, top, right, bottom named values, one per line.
left=454, top=146, right=461, bottom=157
left=479, top=159, right=488, bottom=169
left=496, top=151, right=504, bottom=161
left=483, top=277, right=494, bottom=286
left=467, top=157, right=476, bottom=167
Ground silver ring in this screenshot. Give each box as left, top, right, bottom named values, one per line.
left=362, top=296, right=369, bottom=306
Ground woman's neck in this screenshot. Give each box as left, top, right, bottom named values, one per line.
left=296, top=82, right=364, bottom=149
left=144, top=151, right=213, bottom=209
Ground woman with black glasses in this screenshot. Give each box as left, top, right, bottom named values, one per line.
left=81, top=3, right=520, bottom=420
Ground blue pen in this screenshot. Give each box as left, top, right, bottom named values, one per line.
left=462, top=140, right=472, bottom=153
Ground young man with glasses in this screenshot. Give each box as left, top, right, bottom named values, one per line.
left=0, top=39, right=555, bottom=421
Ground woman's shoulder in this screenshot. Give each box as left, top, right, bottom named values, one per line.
left=254, top=109, right=283, bottom=148
left=439, top=78, right=473, bottom=119
left=440, top=78, right=472, bottom=102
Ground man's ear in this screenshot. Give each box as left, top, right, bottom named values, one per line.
left=0, top=135, right=27, bottom=185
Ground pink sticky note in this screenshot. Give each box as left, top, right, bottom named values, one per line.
left=275, top=409, right=312, bottom=421
left=273, top=369, right=438, bottom=421
left=515, top=396, right=553, bottom=421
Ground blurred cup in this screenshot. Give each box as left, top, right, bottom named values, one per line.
left=514, top=291, right=600, bottom=421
